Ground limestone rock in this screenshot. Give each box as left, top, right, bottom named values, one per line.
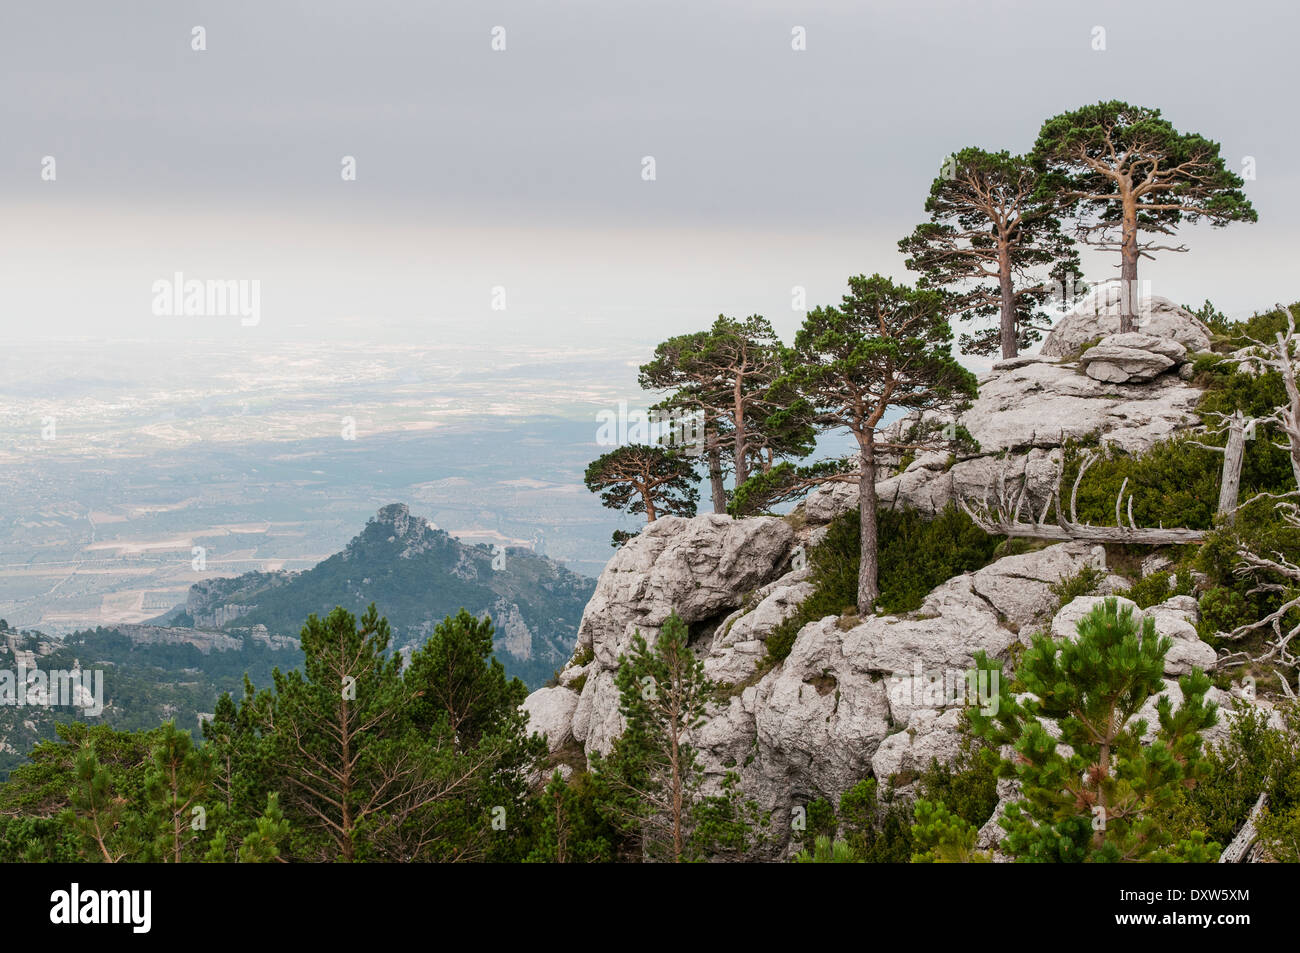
left=1049, top=594, right=1217, bottom=676
left=1098, top=331, right=1189, bottom=363
left=1080, top=332, right=1184, bottom=384
left=804, top=481, right=858, bottom=524
left=1141, top=553, right=1174, bottom=577
left=971, top=542, right=1107, bottom=633
left=523, top=495, right=1266, bottom=858
left=870, top=707, right=965, bottom=781
left=706, top=572, right=816, bottom=685
left=558, top=661, right=590, bottom=689
left=1040, top=287, right=1212, bottom=359
left=521, top=686, right=579, bottom=753
left=750, top=616, right=894, bottom=799
left=572, top=512, right=795, bottom=670
left=570, top=668, right=623, bottom=755
left=961, top=359, right=1200, bottom=456
left=977, top=778, right=1020, bottom=853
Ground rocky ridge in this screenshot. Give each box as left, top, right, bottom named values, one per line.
left=521, top=291, right=1265, bottom=857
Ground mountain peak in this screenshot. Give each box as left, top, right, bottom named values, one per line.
left=374, top=502, right=414, bottom=536
left=170, top=503, right=595, bottom=688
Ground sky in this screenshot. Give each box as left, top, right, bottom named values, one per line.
left=1, top=0, right=1297, bottom=358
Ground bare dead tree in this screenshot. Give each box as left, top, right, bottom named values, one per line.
left=1229, top=304, right=1300, bottom=494
left=1213, top=305, right=1300, bottom=687
left=1219, top=791, right=1269, bottom=863
left=1187, top=410, right=1254, bottom=524
left=958, top=448, right=1209, bottom=544
left=1216, top=530, right=1300, bottom=696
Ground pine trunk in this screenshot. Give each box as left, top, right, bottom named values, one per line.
left=733, top=378, right=748, bottom=488
left=707, top=448, right=726, bottom=514
left=998, top=240, right=1016, bottom=360
left=856, top=437, right=879, bottom=615
left=1120, top=193, right=1140, bottom=334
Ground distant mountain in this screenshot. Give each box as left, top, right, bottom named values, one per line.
left=155, top=503, right=596, bottom=688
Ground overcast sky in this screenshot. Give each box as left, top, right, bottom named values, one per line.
left=2, top=0, right=1297, bottom=356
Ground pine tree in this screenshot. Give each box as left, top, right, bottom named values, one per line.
left=143, top=721, right=213, bottom=862
left=900, top=147, right=1081, bottom=359
left=402, top=609, right=545, bottom=862
left=969, top=597, right=1221, bottom=861
left=238, top=793, right=290, bottom=862
left=584, top=445, right=699, bottom=539
left=777, top=274, right=977, bottom=613
left=639, top=327, right=732, bottom=512
left=792, top=835, right=859, bottom=863
left=639, top=317, right=811, bottom=512
left=200, top=679, right=275, bottom=857
left=909, top=799, right=989, bottom=863
left=523, top=770, right=614, bottom=863
left=67, top=745, right=128, bottom=863
left=1033, top=101, right=1256, bottom=332
left=261, top=604, right=415, bottom=862
left=590, top=612, right=757, bottom=861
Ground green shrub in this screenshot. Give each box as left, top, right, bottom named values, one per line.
left=1051, top=352, right=1295, bottom=537
left=763, top=504, right=999, bottom=666
left=1169, top=703, right=1300, bottom=853
left=810, top=739, right=997, bottom=864
left=1061, top=439, right=1222, bottom=530
left=1193, top=502, right=1300, bottom=652
left=802, top=798, right=837, bottom=842
left=835, top=778, right=914, bottom=863
left=1126, top=567, right=1195, bottom=609
left=914, top=733, right=999, bottom=829
left=909, top=799, right=990, bottom=863
left=1048, top=564, right=1105, bottom=611
left=791, top=835, right=859, bottom=863
left=1202, top=300, right=1300, bottom=353
left=1186, top=299, right=1230, bottom=337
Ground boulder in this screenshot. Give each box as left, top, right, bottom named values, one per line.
left=566, top=513, right=796, bottom=757
left=521, top=686, right=579, bottom=753
left=804, top=481, right=858, bottom=524
left=750, top=616, right=894, bottom=799
left=870, top=707, right=965, bottom=781
left=1040, top=287, right=1212, bottom=359
left=570, top=668, right=624, bottom=755
left=1097, top=331, right=1189, bottom=363
left=961, top=359, right=1201, bottom=455
left=1080, top=332, right=1184, bottom=384
left=1140, top=553, right=1174, bottom=577
left=970, top=542, right=1107, bottom=633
